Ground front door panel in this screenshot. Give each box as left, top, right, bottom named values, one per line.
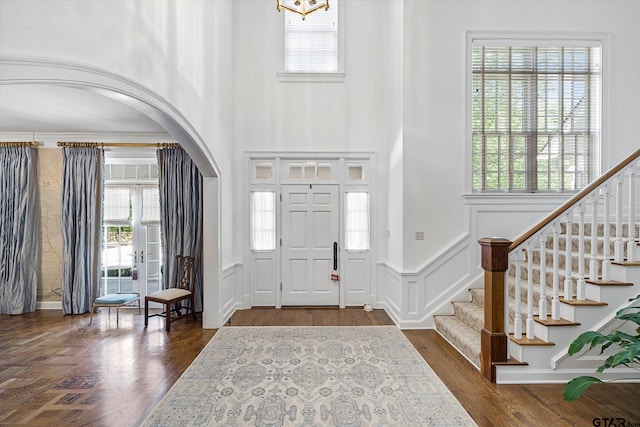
left=281, top=184, right=339, bottom=305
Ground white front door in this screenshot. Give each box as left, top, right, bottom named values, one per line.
left=281, top=184, right=340, bottom=306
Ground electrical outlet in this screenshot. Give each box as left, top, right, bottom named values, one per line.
left=415, top=231, right=424, bottom=240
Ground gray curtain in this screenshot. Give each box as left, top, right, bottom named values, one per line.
left=157, top=148, right=203, bottom=312
left=0, top=147, right=40, bottom=315
left=61, top=147, right=103, bottom=315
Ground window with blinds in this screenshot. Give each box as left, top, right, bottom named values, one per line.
left=104, top=187, right=131, bottom=223
left=141, top=187, right=160, bottom=223
left=284, top=0, right=338, bottom=72
left=471, top=41, right=601, bottom=192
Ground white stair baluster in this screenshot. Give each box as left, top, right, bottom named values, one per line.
left=577, top=204, right=586, bottom=300
left=602, top=184, right=612, bottom=281
left=526, top=243, right=535, bottom=339
left=552, top=222, right=561, bottom=320
left=514, top=249, right=523, bottom=340
left=627, top=166, right=637, bottom=262
left=564, top=213, right=574, bottom=301
left=539, top=232, right=548, bottom=321
left=615, top=176, right=625, bottom=262
left=504, top=256, right=511, bottom=354
left=589, top=193, right=599, bottom=281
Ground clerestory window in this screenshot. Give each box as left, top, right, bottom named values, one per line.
left=279, top=0, right=344, bottom=82
left=471, top=38, right=602, bottom=193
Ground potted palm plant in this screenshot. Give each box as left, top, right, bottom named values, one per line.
left=564, top=295, right=640, bottom=402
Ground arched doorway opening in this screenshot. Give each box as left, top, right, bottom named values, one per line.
left=0, top=56, right=223, bottom=328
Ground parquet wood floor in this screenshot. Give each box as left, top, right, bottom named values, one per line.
left=1, top=307, right=638, bottom=426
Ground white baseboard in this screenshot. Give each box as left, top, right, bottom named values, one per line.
left=496, top=366, right=640, bottom=384
left=36, top=301, right=62, bottom=310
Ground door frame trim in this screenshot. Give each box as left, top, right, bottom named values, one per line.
left=244, top=152, right=376, bottom=310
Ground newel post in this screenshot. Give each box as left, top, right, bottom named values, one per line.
left=478, top=237, right=512, bottom=382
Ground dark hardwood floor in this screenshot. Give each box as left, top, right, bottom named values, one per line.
left=0, top=307, right=638, bottom=426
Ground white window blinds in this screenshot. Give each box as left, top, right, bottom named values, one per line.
left=284, top=0, right=338, bottom=72
left=251, top=192, right=276, bottom=251
left=103, top=187, right=131, bottom=223
left=472, top=41, right=601, bottom=192
left=141, top=187, right=160, bottom=223
left=345, top=192, right=369, bottom=251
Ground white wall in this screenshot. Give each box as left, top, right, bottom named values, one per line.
left=401, top=0, right=640, bottom=270
left=0, top=0, right=234, bottom=264
left=231, top=0, right=393, bottom=278
left=386, top=1, right=404, bottom=270
left=0, top=0, right=235, bottom=326
left=3, top=0, right=639, bottom=326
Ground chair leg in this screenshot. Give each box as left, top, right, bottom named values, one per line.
left=144, top=298, right=149, bottom=327
left=165, top=303, right=171, bottom=332
left=89, top=304, right=95, bottom=325
left=190, top=295, right=197, bottom=320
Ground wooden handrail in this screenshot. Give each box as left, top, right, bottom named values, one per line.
left=509, top=147, right=640, bottom=252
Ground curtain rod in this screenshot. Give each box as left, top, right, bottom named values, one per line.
left=0, top=141, right=41, bottom=148
left=56, top=142, right=181, bottom=149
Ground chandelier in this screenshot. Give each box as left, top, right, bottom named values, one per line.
left=276, top=0, right=329, bottom=20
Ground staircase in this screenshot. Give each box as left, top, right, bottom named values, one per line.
left=435, top=148, right=640, bottom=382
left=435, top=223, right=640, bottom=370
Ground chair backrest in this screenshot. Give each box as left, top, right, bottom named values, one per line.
left=173, top=255, right=198, bottom=292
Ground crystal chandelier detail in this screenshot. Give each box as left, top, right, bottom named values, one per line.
left=276, top=0, right=330, bottom=20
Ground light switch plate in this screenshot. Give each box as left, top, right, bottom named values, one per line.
left=415, top=231, right=424, bottom=240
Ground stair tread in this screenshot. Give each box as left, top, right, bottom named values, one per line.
left=533, top=316, right=580, bottom=326
left=612, top=261, right=640, bottom=266
left=509, top=334, right=555, bottom=346
left=559, top=297, right=608, bottom=306
left=451, top=301, right=484, bottom=328
left=586, top=279, right=634, bottom=286
left=434, top=315, right=481, bottom=367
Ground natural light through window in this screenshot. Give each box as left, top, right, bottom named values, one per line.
left=284, top=0, right=338, bottom=72
left=471, top=40, right=601, bottom=192
left=251, top=191, right=276, bottom=251
left=104, top=187, right=131, bottom=222
left=346, top=192, right=369, bottom=251
left=141, top=187, right=160, bottom=223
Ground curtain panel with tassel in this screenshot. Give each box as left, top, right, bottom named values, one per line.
left=0, top=147, right=40, bottom=315
left=157, top=148, right=203, bottom=312
left=60, top=147, right=103, bottom=315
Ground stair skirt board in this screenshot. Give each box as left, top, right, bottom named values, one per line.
left=495, top=367, right=640, bottom=384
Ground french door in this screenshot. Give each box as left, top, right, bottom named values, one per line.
left=281, top=184, right=340, bottom=306
left=101, top=185, right=162, bottom=304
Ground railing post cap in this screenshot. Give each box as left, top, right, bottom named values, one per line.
left=479, top=237, right=512, bottom=271
left=478, top=237, right=512, bottom=247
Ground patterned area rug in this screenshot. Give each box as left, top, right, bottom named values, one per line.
left=142, top=326, right=476, bottom=426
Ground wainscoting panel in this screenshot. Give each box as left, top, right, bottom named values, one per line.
left=250, top=253, right=277, bottom=306
left=221, top=263, right=242, bottom=324
left=343, top=254, right=370, bottom=306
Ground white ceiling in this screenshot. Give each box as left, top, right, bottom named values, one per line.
left=0, top=84, right=165, bottom=133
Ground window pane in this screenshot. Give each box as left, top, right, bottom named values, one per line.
left=104, top=187, right=131, bottom=222
left=471, top=42, right=601, bottom=192
left=251, top=192, right=276, bottom=251
left=142, top=187, right=160, bottom=223
left=284, top=0, right=338, bottom=72
left=346, top=192, right=369, bottom=251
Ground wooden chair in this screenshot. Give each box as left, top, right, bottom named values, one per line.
left=145, top=255, right=198, bottom=332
